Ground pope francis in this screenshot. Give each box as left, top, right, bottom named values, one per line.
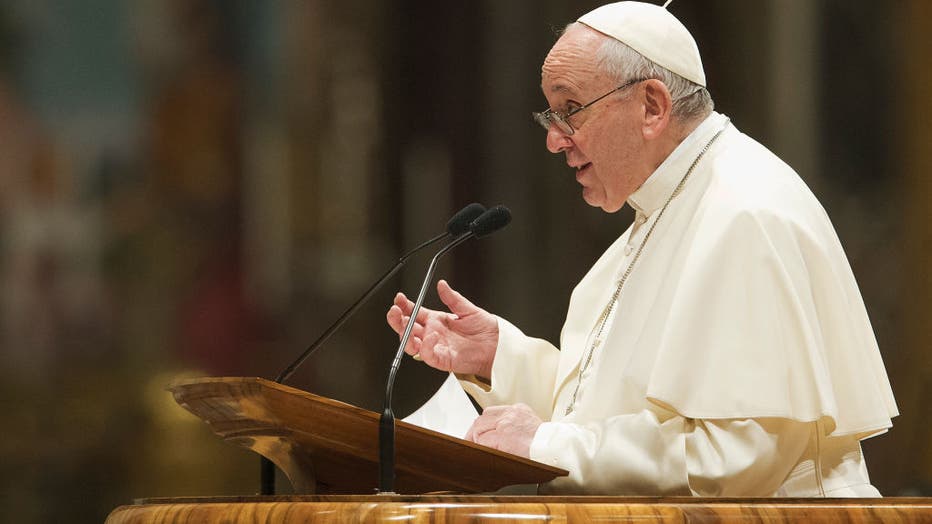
left=386, top=1, right=897, bottom=496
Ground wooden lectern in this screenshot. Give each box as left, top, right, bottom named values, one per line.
left=104, top=377, right=932, bottom=523
left=167, top=376, right=567, bottom=494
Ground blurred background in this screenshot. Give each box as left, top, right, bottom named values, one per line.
left=0, top=0, right=928, bottom=521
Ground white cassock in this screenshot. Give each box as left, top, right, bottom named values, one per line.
left=459, top=111, right=898, bottom=496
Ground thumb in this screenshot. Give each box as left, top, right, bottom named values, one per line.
left=437, top=279, right=478, bottom=317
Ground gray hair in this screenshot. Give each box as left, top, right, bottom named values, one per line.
left=567, top=22, right=714, bottom=122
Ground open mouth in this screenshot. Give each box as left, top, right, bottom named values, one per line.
left=575, top=162, right=592, bottom=177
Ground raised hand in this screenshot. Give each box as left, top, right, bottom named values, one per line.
left=386, top=279, right=499, bottom=379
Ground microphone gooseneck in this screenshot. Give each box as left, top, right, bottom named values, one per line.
left=273, top=203, right=485, bottom=385
left=261, top=203, right=485, bottom=496
left=378, top=205, right=512, bottom=493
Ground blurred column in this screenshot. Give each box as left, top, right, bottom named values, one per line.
left=897, top=0, right=932, bottom=494
left=278, top=0, right=394, bottom=403
left=767, top=0, right=822, bottom=190
left=242, top=3, right=292, bottom=317
left=400, top=137, right=452, bottom=270
left=389, top=1, right=480, bottom=296
left=281, top=0, right=389, bottom=297
left=477, top=0, right=535, bottom=321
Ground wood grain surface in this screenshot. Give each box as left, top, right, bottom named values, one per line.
left=106, top=495, right=932, bottom=523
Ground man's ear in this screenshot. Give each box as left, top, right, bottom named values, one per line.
left=641, top=79, right=673, bottom=140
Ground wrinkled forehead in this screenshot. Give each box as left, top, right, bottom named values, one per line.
left=540, top=25, right=610, bottom=95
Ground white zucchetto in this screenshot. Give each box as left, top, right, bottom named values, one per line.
left=578, top=1, right=706, bottom=87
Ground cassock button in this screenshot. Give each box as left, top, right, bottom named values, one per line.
left=624, top=245, right=633, bottom=256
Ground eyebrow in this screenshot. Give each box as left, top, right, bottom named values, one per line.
left=543, top=83, right=577, bottom=97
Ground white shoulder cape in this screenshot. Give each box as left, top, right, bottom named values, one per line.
left=555, top=116, right=897, bottom=438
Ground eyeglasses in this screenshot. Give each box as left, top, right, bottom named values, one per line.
left=532, top=78, right=645, bottom=135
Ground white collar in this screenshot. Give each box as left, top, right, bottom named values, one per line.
left=628, top=111, right=729, bottom=216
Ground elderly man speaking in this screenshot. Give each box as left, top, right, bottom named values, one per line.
left=386, top=1, right=897, bottom=496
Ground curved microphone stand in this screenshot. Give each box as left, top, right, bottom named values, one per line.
left=378, top=231, right=476, bottom=493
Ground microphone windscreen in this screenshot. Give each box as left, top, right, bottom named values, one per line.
left=446, top=203, right=486, bottom=236
left=470, top=205, right=512, bottom=238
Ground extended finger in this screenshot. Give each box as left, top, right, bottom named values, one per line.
left=399, top=320, right=424, bottom=353
left=393, top=293, right=415, bottom=316
left=437, top=280, right=479, bottom=318
left=388, top=307, right=427, bottom=342
left=386, top=305, right=406, bottom=334
left=415, top=330, right=436, bottom=357
left=416, top=331, right=448, bottom=369
left=398, top=314, right=429, bottom=348
left=407, top=335, right=422, bottom=355
left=394, top=293, right=434, bottom=323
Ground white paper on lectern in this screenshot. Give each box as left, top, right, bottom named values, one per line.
left=402, top=373, right=479, bottom=439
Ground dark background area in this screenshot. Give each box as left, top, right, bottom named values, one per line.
left=0, top=1, right=928, bottom=521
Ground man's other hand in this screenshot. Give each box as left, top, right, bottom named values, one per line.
left=465, top=403, right=543, bottom=458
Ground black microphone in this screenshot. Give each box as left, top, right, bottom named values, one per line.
left=260, top=202, right=485, bottom=496
left=469, top=204, right=513, bottom=238
left=378, top=205, right=512, bottom=493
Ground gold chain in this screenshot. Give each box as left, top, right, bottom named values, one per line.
left=564, top=120, right=730, bottom=416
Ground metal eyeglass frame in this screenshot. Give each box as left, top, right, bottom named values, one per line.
left=532, top=78, right=646, bottom=135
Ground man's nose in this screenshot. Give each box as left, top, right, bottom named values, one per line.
left=545, top=125, right=573, bottom=154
